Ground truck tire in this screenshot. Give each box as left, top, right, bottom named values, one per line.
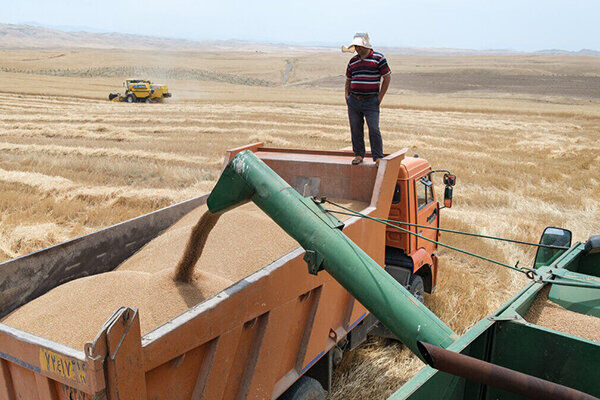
left=409, top=275, right=425, bottom=304
left=144, top=97, right=152, bottom=103
left=279, top=376, right=325, bottom=400
left=126, top=94, right=136, bottom=103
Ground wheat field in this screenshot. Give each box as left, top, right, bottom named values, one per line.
left=1, top=48, right=599, bottom=399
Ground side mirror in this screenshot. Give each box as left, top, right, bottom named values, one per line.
left=442, top=173, right=456, bottom=208
left=534, top=227, right=572, bottom=268
left=444, top=186, right=453, bottom=208
left=443, top=173, right=456, bottom=187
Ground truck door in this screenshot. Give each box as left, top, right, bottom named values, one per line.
left=415, top=173, right=439, bottom=253
left=386, top=180, right=410, bottom=251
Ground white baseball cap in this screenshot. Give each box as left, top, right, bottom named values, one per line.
left=342, top=32, right=372, bottom=53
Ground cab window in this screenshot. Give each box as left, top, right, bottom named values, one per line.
left=392, top=183, right=402, bottom=204
left=417, top=175, right=434, bottom=209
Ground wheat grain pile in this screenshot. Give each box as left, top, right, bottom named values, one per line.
left=524, top=286, right=600, bottom=342
left=2, top=200, right=365, bottom=349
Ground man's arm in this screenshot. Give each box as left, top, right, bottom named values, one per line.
left=378, top=74, right=391, bottom=104
left=345, top=79, right=351, bottom=99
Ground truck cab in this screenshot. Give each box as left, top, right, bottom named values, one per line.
left=384, top=156, right=456, bottom=302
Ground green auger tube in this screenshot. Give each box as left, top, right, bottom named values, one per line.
left=207, top=150, right=457, bottom=360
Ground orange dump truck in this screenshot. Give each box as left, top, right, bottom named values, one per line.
left=0, top=143, right=455, bottom=400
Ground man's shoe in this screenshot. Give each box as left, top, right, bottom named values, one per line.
left=374, top=158, right=381, bottom=167
left=352, top=156, right=364, bottom=165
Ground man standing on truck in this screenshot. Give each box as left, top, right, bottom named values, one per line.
left=343, top=32, right=391, bottom=166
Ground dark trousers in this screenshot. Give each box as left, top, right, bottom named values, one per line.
left=347, top=95, right=383, bottom=160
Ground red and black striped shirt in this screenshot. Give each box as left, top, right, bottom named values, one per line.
left=346, top=49, right=391, bottom=96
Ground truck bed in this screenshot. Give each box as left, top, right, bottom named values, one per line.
left=3, top=200, right=367, bottom=349
left=0, top=143, right=407, bottom=400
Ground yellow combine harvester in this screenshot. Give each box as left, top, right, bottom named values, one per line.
left=109, top=79, right=172, bottom=103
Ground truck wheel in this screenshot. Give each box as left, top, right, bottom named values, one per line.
left=279, top=376, right=325, bottom=400
left=409, top=275, right=425, bottom=304
left=144, top=97, right=152, bottom=103
left=126, top=94, right=136, bottom=103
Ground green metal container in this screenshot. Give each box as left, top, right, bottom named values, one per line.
left=390, top=240, right=600, bottom=399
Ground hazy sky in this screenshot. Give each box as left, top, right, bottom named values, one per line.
left=2, top=0, right=599, bottom=51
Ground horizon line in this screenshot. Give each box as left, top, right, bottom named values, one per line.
left=3, top=21, right=599, bottom=55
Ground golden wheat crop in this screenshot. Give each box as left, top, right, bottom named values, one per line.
left=1, top=48, right=599, bottom=399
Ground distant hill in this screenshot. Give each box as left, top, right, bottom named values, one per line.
left=1, top=23, right=598, bottom=56
left=536, top=48, right=600, bottom=57
left=0, top=23, right=329, bottom=52
left=378, top=46, right=522, bottom=56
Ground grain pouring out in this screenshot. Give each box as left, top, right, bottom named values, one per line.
left=173, top=210, right=221, bottom=282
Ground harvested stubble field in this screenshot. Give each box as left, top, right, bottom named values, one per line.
left=1, top=47, right=600, bottom=399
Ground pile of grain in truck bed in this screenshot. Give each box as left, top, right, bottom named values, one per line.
left=3, top=200, right=366, bottom=349
left=523, top=286, right=600, bottom=342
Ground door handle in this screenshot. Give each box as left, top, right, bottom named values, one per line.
left=427, top=209, right=438, bottom=223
